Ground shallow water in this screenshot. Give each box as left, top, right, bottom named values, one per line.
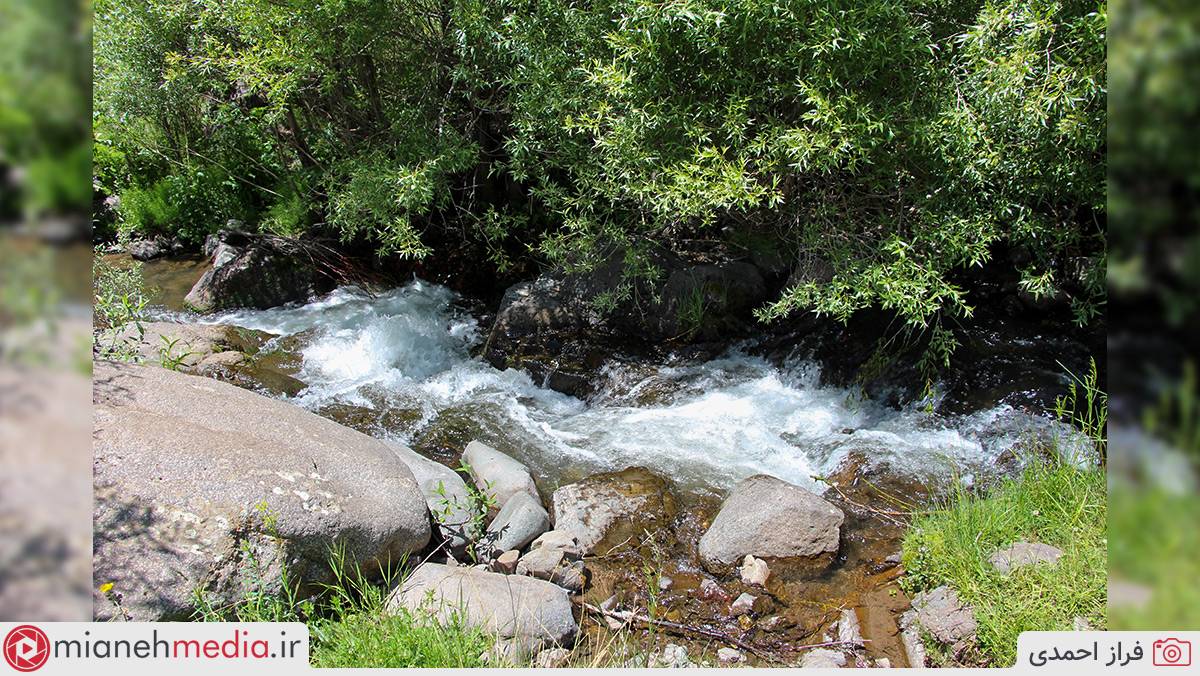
left=172, top=280, right=1084, bottom=497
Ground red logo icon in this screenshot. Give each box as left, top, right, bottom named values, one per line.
left=1153, top=638, right=1193, bottom=667
left=3, top=625, right=49, bottom=672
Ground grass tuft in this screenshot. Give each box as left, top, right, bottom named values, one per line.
left=901, top=458, right=1107, bottom=666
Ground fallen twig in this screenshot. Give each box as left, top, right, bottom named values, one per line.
left=583, top=602, right=778, bottom=662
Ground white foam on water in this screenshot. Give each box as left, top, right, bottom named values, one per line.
left=195, top=281, right=1084, bottom=494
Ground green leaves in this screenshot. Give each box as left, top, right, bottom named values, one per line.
left=94, top=0, right=1106, bottom=372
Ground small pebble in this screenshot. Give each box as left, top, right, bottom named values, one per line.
left=730, top=592, right=756, bottom=617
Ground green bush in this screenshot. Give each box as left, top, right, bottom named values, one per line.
left=94, top=0, right=1107, bottom=367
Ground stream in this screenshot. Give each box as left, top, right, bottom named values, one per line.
left=141, top=267, right=1090, bottom=666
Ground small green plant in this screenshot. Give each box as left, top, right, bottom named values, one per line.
left=1142, top=360, right=1200, bottom=461
left=158, top=335, right=198, bottom=371
left=93, top=248, right=149, bottom=362
left=674, top=285, right=709, bottom=340
left=431, top=462, right=498, bottom=562
left=1054, top=357, right=1108, bottom=462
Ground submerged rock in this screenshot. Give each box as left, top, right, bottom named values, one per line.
left=698, top=474, right=844, bottom=571
left=838, top=608, right=864, bottom=648
left=462, top=440, right=540, bottom=506
left=988, top=541, right=1063, bottom=574
left=386, top=563, right=577, bottom=656
left=550, top=467, right=678, bottom=556
left=93, top=362, right=431, bottom=621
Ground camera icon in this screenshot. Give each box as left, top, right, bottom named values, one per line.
left=1153, top=638, right=1192, bottom=667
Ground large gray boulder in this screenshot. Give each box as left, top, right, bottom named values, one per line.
left=698, top=474, right=844, bottom=571
left=485, top=492, right=550, bottom=555
left=550, top=467, right=678, bottom=556
left=386, top=441, right=473, bottom=555
left=184, top=237, right=327, bottom=313
left=93, top=361, right=431, bottom=621
left=386, top=563, right=577, bottom=656
left=462, top=441, right=539, bottom=507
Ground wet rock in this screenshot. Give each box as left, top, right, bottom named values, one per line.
left=185, top=237, right=329, bottom=313
left=838, top=608, right=864, bottom=648
left=909, top=585, right=977, bottom=654
left=799, top=648, right=847, bottom=668
left=484, top=249, right=770, bottom=396
left=651, top=643, right=693, bottom=669
left=534, top=647, right=572, bottom=668
left=740, top=555, right=770, bottom=586
left=463, top=440, right=540, bottom=507
left=730, top=592, right=756, bottom=617
left=386, top=563, right=577, bottom=657
left=128, top=235, right=183, bottom=261
left=410, top=404, right=511, bottom=466
left=93, top=362, right=431, bottom=621
left=485, top=491, right=551, bottom=555
left=386, top=442, right=473, bottom=555
left=988, top=542, right=1063, bottom=574
left=699, top=578, right=729, bottom=601
left=529, top=530, right=584, bottom=561
left=699, top=475, right=844, bottom=571
left=493, top=550, right=520, bottom=575
left=550, top=467, right=678, bottom=556
left=718, top=647, right=745, bottom=664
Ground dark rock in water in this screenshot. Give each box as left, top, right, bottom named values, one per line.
left=128, top=235, right=183, bottom=261
left=184, top=236, right=330, bottom=313
left=409, top=403, right=514, bottom=466
left=93, top=361, right=431, bottom=621
left=484, top=248, right=770, bottom=397
left=550, top=466, right=679, bottom=556
left=311, top=402, right=423, bottom=437
left=698, top=474, right=843, bottom=572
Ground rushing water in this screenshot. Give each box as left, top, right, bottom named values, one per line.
left=181, top=280, right=1085, bottom=496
